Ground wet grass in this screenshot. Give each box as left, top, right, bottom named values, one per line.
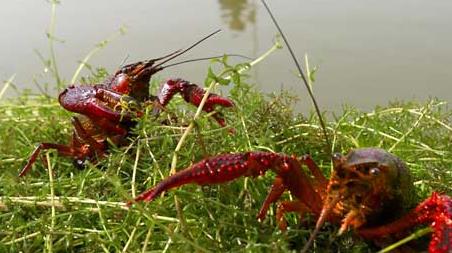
left=0, top=75, right=450, bottom=252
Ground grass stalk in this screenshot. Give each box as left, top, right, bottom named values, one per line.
left=260, top=0, right=331, bottom=151
left=122, top=217, right=141, bottom=253
left=96, top=202, right=114, bottom=243
left=388, top=101, right=431, bottom=152
left=377, top=227, right=432, bottom=253
left=47, top=0, right=63, bottom=90
left=0, top=74, right=16, bottom=101
left=131, top=141, right=141, bottom=198
left=45, top=153, right=55, bottom=253
left=4, top=232, right=42, bottom=246
left=141, top=226, right=153, bottom=253
left=70, top=26, right=126, bottom=84
left=0, top=196, right=127, bottom=210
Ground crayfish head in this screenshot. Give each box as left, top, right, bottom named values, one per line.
left=107, top=48, right=190, bottom=102
left=110, top=73, right=132, bottom=95
left=326, top=148, right=414, bottom=234
left=107, top=59, right=166, bottom=102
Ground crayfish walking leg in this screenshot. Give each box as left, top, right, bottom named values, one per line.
left=19, top=117, right=107, bottom=176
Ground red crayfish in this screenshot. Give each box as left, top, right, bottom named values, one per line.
left=131, top=148, right=451, bottom=253
left=19, top=31, right=234, bottom=177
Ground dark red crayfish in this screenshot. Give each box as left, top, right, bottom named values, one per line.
left=19, top=32, right=234, bottom=177
left=131, top=148, right=451, bottom=253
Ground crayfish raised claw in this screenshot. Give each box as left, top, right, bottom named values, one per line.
left=131, top=148, right=451, bottom=253
left=19, top=31, right=234, bottom=177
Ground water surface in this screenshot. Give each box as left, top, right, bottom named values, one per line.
left=1, top=0, right=451, bottom=112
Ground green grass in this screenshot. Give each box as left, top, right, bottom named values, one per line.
left=0, top=74, right=450, bottom=252
left=0, top=2, right=450, bottom=249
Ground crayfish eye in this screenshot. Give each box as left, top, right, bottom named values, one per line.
left=332, top=152, right=343, bottom=161
left=332, top=153, right=344, bottom=168
left=73, top=159, right=87, bottom=170
left=112, top=74, right=131, bottom=94
left=369, top=167, right=380, bottom=176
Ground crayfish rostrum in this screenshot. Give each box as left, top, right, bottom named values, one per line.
left=131, top=148, right=451, bottom=253
left=19, top=33, right=234, bottom=177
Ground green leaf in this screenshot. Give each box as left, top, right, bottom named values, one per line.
left=221, top=54, right=231, bottom=68
left=309, top=66, right=319, bottom=83
left=207, top=66, right=216, bottom=79
left=204, top=76, right=214, bottom=86
left=235, top=63, right=251, bottom=72
left=217, top=77, right=230, bottom=86
left=231, top=72, right=240, bottom=85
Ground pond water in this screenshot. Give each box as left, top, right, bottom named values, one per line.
left=1, top=0, right=451, bottom=112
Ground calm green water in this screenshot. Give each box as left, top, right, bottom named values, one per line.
left=1, top=0, right=451, bottom=112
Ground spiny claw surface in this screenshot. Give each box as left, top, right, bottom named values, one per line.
left=157, top=78, right=234, bottom=127
left=423, top=193, right=452, bottom=253
left=133, top=152, right=283, bottom=203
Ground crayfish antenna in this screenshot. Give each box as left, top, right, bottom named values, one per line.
left=162, top=54, right=253, bottom=69
left=153, top=29, right=222, bottom=69
left=300, top=195, right=341, bottom=253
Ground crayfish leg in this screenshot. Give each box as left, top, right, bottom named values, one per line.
left=299, top=154, right=328, bottom=190
left=19, top=143, right=76, bottom=177
left=19, top=117, right=107, bottom=177
left=257, top=176, right=286, bottom=221
left=276, top=200, right=311, bottom=231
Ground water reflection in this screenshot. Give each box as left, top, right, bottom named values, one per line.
left=218, top=0, right=256, bottom=31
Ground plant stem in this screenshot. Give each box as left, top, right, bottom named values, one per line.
left=131, top=141, right=141, bottom=198
left=260, top=0, right=331, bottom=152
left=377, top=227, right=432, bottom=253
left=70, top=26, right=126, bottom=84
left=0, top=74, right=15, bottom=101
left=46, top=153, right=55, bottom=253
left=47, top=0, right=63, bottom=90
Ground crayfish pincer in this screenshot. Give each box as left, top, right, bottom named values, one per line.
left=131, top=148, right=451, bottom=253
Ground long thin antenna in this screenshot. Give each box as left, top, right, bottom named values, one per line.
left=162, top=54, right=254, bottom=69
left=260, top=0, right=331, bottom=151
left=154, top=29, right=222, bottom=68
left=300, top=195, right=341, bottom=253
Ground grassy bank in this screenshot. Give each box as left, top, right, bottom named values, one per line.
left=0, top=77, right=450, bottom=251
